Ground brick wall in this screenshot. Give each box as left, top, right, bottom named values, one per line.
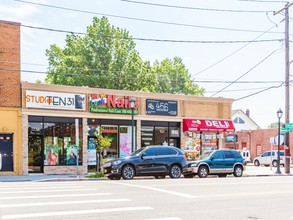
left=0, top=20, right=21, bottom=107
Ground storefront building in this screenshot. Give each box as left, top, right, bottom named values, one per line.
left=21, top=82, right=235, bottom=175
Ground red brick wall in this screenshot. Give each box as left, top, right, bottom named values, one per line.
left=237, top=129, right=293, bottom=160
left=0, top=20, right=21, bottom=107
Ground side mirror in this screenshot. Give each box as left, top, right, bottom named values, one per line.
left=141, top=153, right=147, bottom=159
left=210, top=156, right=214, bottom=161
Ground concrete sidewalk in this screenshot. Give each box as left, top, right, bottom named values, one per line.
left=1, top=165, right=293, bottom=182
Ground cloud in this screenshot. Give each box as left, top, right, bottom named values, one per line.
left=0, top=4, right=39, bottom=19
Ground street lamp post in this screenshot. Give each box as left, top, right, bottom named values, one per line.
left=130, top=97, right=136, bottom=153
left=276, top=108, right=283, bottom=174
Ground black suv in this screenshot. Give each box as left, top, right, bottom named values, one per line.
left=103, top=145, right=188, bottom=180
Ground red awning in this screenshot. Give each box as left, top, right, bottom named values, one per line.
left=183, top=119, right=235, bottom=132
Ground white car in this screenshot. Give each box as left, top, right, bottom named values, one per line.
left=253, top=150, right=284, bottom=167
left=237, top=149, right=251, bottom=165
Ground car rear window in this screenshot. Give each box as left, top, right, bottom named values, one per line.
left=232, top=151, right=242, bottom=158
left=157, top=147, right=173, bottom=156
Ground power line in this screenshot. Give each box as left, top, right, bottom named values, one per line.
left=121, top=0, right=273, bottom=13
left=0, top=67, right=285, bottom=84
left=192, top=24, right=282, bottom=77
left=204, top=85, right=282, bottom=93
left=14, top=0, right=284, bottom=34
left=235, top=82, right=284, bottom=101
left=210, top=49, right=279, bottom=97
left=18, top=25, right=287, bottom=44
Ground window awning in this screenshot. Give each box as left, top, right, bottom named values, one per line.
left=183, top=119, right=235, bottom=132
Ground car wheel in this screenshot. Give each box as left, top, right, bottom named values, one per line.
left=233, top=165, right=243, bottom=177
left=169, top=165, right=182, bottom=178
left=254, top=160, right=260, bottom=166
left=121, top=165, right=135, bottom=180
left=154, top=175, right=166, bottom=179
left=272, top=160, right=278, bottom=167
left=183, top=174, right=195, bottom=178
left=198, top=165, right=208, bottom=178
left=218, top=174, right=227, bottom=178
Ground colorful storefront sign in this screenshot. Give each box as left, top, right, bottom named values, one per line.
left=89, top=94, right=139, bottom=114
left=26, top=90, right=86, bottom=110
left=183, top=119, right=235, bottom=132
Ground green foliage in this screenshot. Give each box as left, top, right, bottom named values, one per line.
left=45, top=16, right=204, bottom=96
left=87, top=171, right=105, bottom=178
left=94, top=127, right=112, bottom=172
left=268, top=122, right=285, bottom=128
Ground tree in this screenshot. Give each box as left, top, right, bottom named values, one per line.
left=151, top=57, right=204, bottom=95
left=94, top=127, right=112, bottom=172
left=268, top=122, right=285, bottom=128
left=45, top=16, right=204, bottom=95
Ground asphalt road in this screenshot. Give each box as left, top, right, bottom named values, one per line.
left=0, top=176, right=293, bottom=220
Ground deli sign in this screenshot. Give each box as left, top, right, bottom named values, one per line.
left=183, top=119, right=235, bottom=132
left=89, top=94, right=139, bottom=114
left=26, top=90, right=86, bottom=111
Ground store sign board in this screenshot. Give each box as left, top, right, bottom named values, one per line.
left=183, top=119, right=235, bottom=132
left=89, top=94, right=139, bottom=115
left=225, top=135, right=238, bottom=143
left=26, top=90, right=86, bottom=111
left=146, top=99, right=177, bottom=116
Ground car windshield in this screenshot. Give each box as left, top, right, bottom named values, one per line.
left=131, top=147, right=145, bottom=156
left=198, top=151, right=213, bottom=160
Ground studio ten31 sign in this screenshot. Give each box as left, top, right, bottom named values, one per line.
left=146, top=99, right=177, bottom=116
left=26, top=90, right=86, bottom=111
left=89, top=94, right=139, bottom=115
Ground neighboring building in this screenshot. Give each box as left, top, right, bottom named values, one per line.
left=236, top=129, right=293, bottom=161
left=232, top=109, right=260, bottom=131
left=0, top=20, right=22, bottom=175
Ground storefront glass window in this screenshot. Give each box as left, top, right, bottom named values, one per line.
left=101, top=125, right=118, bottom=159
left=141, top=126, right=154, bottom=147
left=155, top=127, right=168, bottom=145
left=119, top=126, right=135, bottom=158
left=28, top=117, right=83, bottom=169
left=44, top=122, right=82, bottom=166
left=28, top=122, right=43, bottom=135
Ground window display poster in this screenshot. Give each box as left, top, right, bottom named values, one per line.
left=44, top=145, right=59, bottom=165
left=120, top=128, right=132, bottom=157
left=66, top=147, right=78, bottom=165
left=88, top=138, right=97, bottom=165
left=88, top=149, right=97, bottom=165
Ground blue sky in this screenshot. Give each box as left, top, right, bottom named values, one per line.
left=0, top=0, right=292, bottom=128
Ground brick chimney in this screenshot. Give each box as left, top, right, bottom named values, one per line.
left=0, top=20, right=21, bottom=107
left=246, top=109, right=250, bottom=117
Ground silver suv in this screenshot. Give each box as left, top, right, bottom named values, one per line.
left=253, top=150, right=284, bottom=167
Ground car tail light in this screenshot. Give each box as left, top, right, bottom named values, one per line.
left=183, top=155, right=187, bottom=161
left=280, top=156, right=283, bottom=160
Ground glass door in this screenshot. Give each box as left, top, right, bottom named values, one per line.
left=28, top=135, right=43, bottom=173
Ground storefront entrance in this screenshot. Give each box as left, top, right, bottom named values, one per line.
left=141, top=121, right=180, bottom=148
left=28, top=135, right=43, bottom=173
left=0, top=134, right=14, bottom=172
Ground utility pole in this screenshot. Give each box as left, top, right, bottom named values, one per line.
left=274, top=3, right=291, bottom=174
